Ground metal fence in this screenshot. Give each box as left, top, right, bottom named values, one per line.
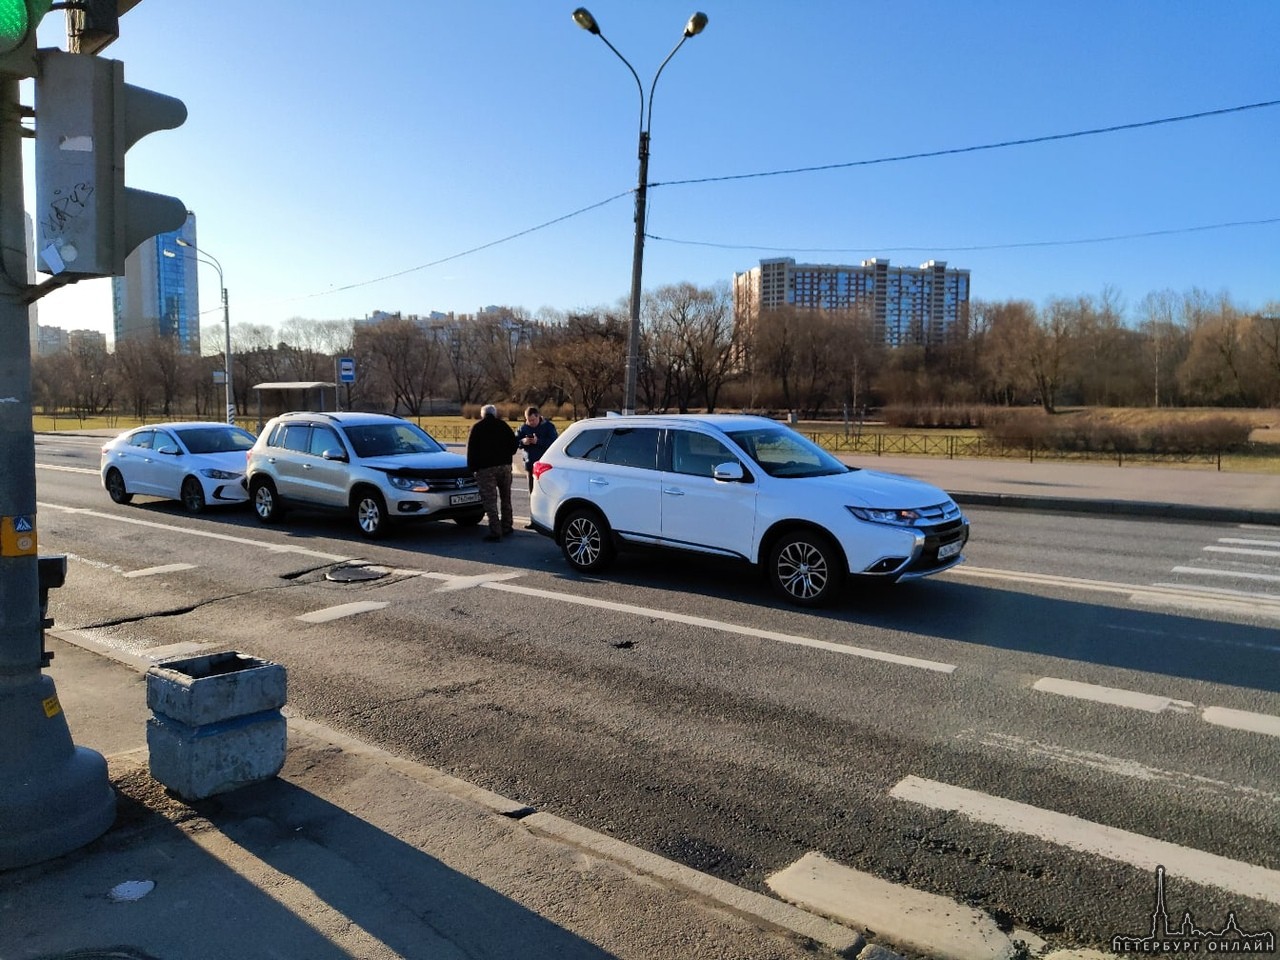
left=801, top=430, right=1228, bottom=469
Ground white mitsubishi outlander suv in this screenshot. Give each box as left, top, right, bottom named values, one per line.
left=528, top=414, right=969, bottom=606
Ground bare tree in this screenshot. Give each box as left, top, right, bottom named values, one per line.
left=357, top=317, right=445, bottom=416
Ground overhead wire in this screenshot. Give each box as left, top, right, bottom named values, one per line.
left=283, top=99, right=1280, bottom=304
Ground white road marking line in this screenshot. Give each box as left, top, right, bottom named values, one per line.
left=41, top=502, right=356, bottom=563
left=1218, top=537, right=1280, bottom=548
left=123, top=563, right=196, bottom=578
left=1150, top=581, right=1280, bottom=602
left=951, top=565, right=1280, bottom=615
left=1201, top=707, right=1280, bottom=739
left=1127, top=591, right=1280, bottom=620
left=1203, top=545, right=1280, bottom=558
left=1172, top=565, right=1280, bottom=583
left=296, top=601, right=389, bottom=623
left=431, top=571, right=526, bottom=592
left=36, top=463, right=99, bottom=475
left=1033, top=675, right=1280, bottom=739
left=889, top=775, right=1280, bottom=905
left=959, top=730, right=1280, bottom=805
left=482, top=580, right=957, bottom=673
left=1031, top=677, right=1192, bottom=714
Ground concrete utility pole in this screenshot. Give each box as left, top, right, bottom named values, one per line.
left=0, top=74, right=115, bottom=869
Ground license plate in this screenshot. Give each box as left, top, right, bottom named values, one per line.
left=450, top=492, right=481, bottom=505
left=937, top=539, right=963, bottom=560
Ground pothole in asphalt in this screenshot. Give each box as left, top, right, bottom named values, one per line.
left=326, top=563, right=391, bottom=583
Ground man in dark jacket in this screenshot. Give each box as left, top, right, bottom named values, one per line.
left=514, top=405, right=558, bottom=494
left=467, top=404, right=518, bottom=541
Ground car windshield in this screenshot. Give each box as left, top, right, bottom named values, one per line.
left=174, top=426, right=256, bottom=454
left=725, top=427, right=850, bottom=478
left=342, top=422, right=443, bottom=458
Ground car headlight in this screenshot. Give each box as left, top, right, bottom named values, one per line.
left=846, top=506, right=921, bottom=526
left=387, top=476, right=429, bottom=492
left=199, top=469, right=241, bottom=480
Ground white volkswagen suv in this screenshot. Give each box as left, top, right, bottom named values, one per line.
left=528, top=414, right=968, bottom=606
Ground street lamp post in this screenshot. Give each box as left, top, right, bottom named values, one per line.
left=175, top=238, right=234, bottom=425
left=573, top=7, right=707, bottom=415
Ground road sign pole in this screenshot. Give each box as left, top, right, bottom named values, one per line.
left=0, top=74, right=115, bottom=869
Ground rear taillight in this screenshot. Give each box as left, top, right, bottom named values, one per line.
left=532, top=461, right=553, bottom=478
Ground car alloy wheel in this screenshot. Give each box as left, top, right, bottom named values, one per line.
left=769, top=531, right=844, bottom=607
left=181, top=477, right=206, bottom=514
left=354, top=490, right=388, bottom=539
left=252, top=479, right=283, bottom=523
left=105, top=468, right=133, bottom=505
left=560, top=508, right=615, bottom=573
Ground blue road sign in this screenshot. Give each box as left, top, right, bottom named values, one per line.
left=338, top=357, right=356, bottom=384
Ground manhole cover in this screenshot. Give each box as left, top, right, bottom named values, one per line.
left=326, top=563, right=390, bottom=583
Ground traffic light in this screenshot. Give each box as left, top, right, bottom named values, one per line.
left=0, top=0, right=51, bottom=77
left=34, top=49, right=186, bottom=278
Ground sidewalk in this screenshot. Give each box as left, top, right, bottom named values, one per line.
left=4, top=452, right=1274, bottom=960
left=5, top=635, right=862, bottom=960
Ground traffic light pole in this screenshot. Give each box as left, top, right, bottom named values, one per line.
left=0, top=74, right=115, bottom=869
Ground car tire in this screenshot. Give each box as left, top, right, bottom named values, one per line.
left=352, top=488, right=389, bottom=539
left=104, top=468, right=133, bottom=505
left=180, top=476, right=206, bottom=514
left=767, top=529, right=845, bottom=607
left=251, top=478, right=284, bottom=524
left=454, top=512, right=484, bottom=527
left=559, top=507, right=615, bottom=573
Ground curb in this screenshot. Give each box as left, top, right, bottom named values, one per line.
left=951, top=492, right=1280, bottom=527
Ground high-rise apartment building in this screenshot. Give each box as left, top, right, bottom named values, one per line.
left=112, top=211, right=200, bottom=353
left=733, top=257, right=970, bottom=347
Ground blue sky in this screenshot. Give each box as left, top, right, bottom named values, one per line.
left=25, top=1, right=1280, bottom=346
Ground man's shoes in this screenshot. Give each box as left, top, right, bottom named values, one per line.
left=482, top=533, right=501, bottom=542
left=523, top=522, right=536, bottom=529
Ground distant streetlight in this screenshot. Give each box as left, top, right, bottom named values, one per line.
left=168, top=238, right=234, bottom=425
left=573, top=7, right=707, bottom=415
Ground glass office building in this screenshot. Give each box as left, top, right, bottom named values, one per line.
left=733, top=257, right=970, bottom=347
left=111, top=211, right=201, bottom=353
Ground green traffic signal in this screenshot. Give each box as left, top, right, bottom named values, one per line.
left=0, top=0, right=51, bottom=57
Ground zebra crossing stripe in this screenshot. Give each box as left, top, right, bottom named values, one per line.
left=889, top=775, right=1280, bottom=906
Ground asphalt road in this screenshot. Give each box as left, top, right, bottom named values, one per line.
left=32, top=434, right=1280, bottom=949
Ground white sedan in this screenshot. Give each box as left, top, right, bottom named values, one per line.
left=100, top=422, right=257, bottom=513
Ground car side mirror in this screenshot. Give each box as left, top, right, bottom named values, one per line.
left=156, top=444, right=181, bottom=456
left=712, top=461, right=745, bottom=482
left=321, top=448, right=348, bottom=463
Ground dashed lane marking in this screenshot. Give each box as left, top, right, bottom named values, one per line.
left=1031, top=677, right=1194, bottom=714
left=889, top=775, right=1280, bottom=905
left=123, top=563, right=197, bottom=578
left=480, top=579, right=957, bottom=673
left=1171, top=565, right=1280, bottom=584
left=296, top=601, right=389, bottom=623
left=1033, top=676, right=1280, bottom=739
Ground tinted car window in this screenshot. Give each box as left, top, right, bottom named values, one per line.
left=309, top=426, right=342, bottom=457
left=175, top=426, right=256, bottom=454
left=671, top=430, right=738, bottom=478
left=565, top=429, right=611, bottom=462
left=343, top=422, right=443, bottom=458
left=129, top=430, right=156, bottom=450
left=280, top=424, right=312, bottom=454
left=602, top=428, right=660, bottom=470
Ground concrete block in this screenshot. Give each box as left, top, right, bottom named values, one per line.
left=147, top=710, right=287, bottom=801
left=146, top=652, right=286, bottom=727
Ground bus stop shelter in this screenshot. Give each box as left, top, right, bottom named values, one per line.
left=250, top=381, right=337, bottom=431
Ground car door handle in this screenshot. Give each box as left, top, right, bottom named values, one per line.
left=302, top=463, right=312, bottom=470
left=588, top=477, right=608, bottom=486
left=662, top=487, right=685, bottom=496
